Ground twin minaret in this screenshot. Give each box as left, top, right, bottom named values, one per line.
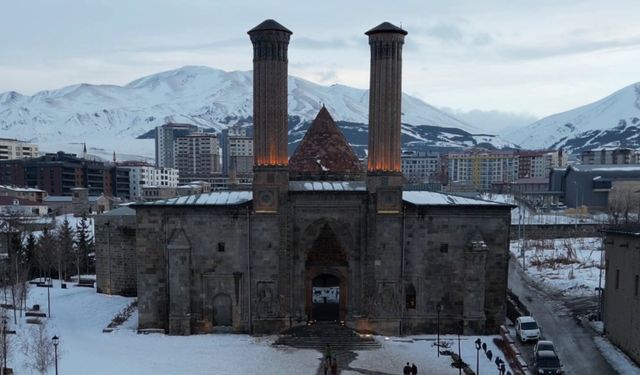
left=248, top=19, right=407, bottom=209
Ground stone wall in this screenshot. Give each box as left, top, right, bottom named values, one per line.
left=95, top=209, right=137, bottom=296
left=603, top=232, right=640, bottom=365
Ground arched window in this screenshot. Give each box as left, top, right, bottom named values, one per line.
left=406, top=283, right=416, bottom=309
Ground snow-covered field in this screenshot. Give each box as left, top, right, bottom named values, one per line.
left=510, top=237, right=604, bottom=297
left=3, top=284, right=513, bottom=374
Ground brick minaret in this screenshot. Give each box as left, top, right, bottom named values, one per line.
left=248, top=19, right=291, bottom=212
left=365, top=22, right=407, bottom=212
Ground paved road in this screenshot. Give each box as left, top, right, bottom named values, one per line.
left=508, top=258, right=617, bottom=374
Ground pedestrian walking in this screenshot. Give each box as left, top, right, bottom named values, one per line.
left=403, top=362, right=411, bottom=375
left=411, top=362, right=418, bottom=374
left=323, top=358, right=329, bottom=375
left=324, top=344, right=333, bottom=361
left=331, top=359, right=338, bottom=375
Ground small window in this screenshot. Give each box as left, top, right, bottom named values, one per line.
left=440, top=243, right=449, bottom=253
left=406, top=284, right=416, bottom=309
left=635, top=275, right=639, bottom=297
left=217, top=242, right=225, bottom=252
left=616, top=269, right=620, bottom=290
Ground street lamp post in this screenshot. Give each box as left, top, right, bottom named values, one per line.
left=436, top=303, right=443, bottom=357
left=47, top=282, right=51, bottom=318
left=2, top=318, right=7, bottom=372
left=52, top=335, right=59, bottom=375
left=475, top=338, right=481, bottom=375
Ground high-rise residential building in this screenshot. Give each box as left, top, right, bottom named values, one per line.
left=174, top=134, right=220, bottom=183
left=221, top=125, right=253, bottom=176
left=0, top=151, right=113, bottom=196
left=401, top=151, right=441, bottom=183
left=580, top=147, right=639, bottom=165
left=516, top=149, right=567, bottom=179
left=155, top=123, right=199, bottom=168
left=446, top=149, right=519, bottom=191
left=121, top=162, right=179, bottom=200
left=0, top=138, right=38, bottom=160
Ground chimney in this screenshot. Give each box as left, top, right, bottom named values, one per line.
left=365, top=22, right=407, bottom=209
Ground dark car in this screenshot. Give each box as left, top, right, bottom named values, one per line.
left=534, top=350, right=563, bottom=374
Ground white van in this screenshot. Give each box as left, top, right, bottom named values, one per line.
left=515, top=316, right=540, bottom=343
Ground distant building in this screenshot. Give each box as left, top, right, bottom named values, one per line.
left=0, top=151, right=114, bottom=196
left=123, top=164, right=179, bottom=200
left=220, top=125, right=253, bottom=177
left=44, top=193, right=111, bottom=215
left=401, top=151, right=440, bottom=183
left=516, top=150, right=567, bottom=179
left=0, top=185, right=47, bottom=203
left=446, top=149, right=519, bottom=191
left=552, top=164, right=640, bottom=209
left=0, top=138, right=38, bottom=160
left=174, top=133, right=220, bottom=182
left=0, top=196, right=48, bottom=216
left=602, top=228, right=640, bottom=365
left=580, top=148, right=639, bottom=165
left=155, top=123, right=199, bottom=168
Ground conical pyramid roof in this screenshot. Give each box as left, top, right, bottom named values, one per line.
left=289, top=107, right=363, bottom=180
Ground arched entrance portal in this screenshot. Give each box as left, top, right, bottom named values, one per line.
left=212, top=293, right=232, bottom=326
left=312, top=274, right=340, bottom=321
left=304, top=222, right=349, bottom=322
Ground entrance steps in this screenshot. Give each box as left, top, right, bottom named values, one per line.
left=274, top=322, right=381, bottom=351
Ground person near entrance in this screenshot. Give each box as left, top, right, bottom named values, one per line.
left=411, top=362, right=418, bottom=374
left=323, top=358, right=329, bottom=375
left=403, top=362, right=411, bottom=375
left=331, top=359, right=338, bottom=375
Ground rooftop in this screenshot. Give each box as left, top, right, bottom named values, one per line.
left=365, top=22, right=408, bottom=36
left=248, top=19, right=292, bottom=34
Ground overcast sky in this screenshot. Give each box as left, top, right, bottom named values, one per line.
left=1, top=0, right=639, bottom=130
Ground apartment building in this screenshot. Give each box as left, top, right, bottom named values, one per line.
left=123, top=163, right=179, bottom=200
left=174, top=134, right=220, bottom=181
left=0, top=138, right=38, bottom=160
left=580, top=148, right=639, bottom=165
left=447, top=149, right=519, bottom=191
left=221, top=125, right=253, bottom=176
left=155, top=123, right=199, bottom=168
left=401, top=151, right=440, bottom=183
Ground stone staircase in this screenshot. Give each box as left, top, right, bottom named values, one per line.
left=274, top=322, right=381, bottom=351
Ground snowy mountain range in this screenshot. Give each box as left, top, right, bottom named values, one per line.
left=504, top=82, right=640, bottom=153
left=0, top=66, right=511, bottom=160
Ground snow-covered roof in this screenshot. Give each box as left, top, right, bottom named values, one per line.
left=45, top=196, right=103, bottom=203
left=571, top=164, right=640, bottom=172
left=289, top=181, right=366, bottom=192
left=143, top=191, right=252, bottom=206
left=0, top=185, right=46, bottom=193
left=100, top=206, right=136, bottom=216
left=402, top=191, right=509, bottom=206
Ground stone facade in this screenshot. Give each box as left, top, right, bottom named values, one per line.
left=131, top=19, right=513, bottom=337
left=603, top=229, right=640, bottom=365
left=95, top=206, right=137, bottom=296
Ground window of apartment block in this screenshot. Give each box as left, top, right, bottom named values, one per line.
left=218, top=242, right=225, bottom=252
left=440, top=243, right=449, bottom=253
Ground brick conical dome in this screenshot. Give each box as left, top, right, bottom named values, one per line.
left=289, top=107, right=363, bottom=180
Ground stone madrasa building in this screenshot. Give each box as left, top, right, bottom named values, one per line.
left=132, top=19, right=512, bottom=336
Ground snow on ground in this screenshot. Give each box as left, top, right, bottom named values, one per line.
left=594, top=336, right=640, bottom=375
left=510, top=237, right=604, bottom=297
left=345, top=335, right=513, bottom=375
left=4, top=284, right=515, bottom=374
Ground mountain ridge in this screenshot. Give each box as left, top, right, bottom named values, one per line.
left=0, top=65, right=511, bottom=160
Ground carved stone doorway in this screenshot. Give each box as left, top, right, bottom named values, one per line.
left=312, top=274, right=340, bottom=321
left=305, top=223, right=348, bottom=322
left=212, top=293, right=232, bottom=326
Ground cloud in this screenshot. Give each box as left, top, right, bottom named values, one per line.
left=440, top=107, right=539, bottom=133
left=500, top=36, right=640, bottom=60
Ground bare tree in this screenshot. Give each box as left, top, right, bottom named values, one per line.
left=21, top=321, right=58, bottom=375
left=0, top=317, right=14, bottom=371
left=608, top=183, right=640, bottom=225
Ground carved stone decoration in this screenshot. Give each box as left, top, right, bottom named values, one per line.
left=256, top=281, right=275, bottom=317
left=306, top=223, right=348, bottom=266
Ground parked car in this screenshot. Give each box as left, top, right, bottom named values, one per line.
left=534, top=340, right=556, bottom=356
left=534, top=349, right=563, bottom=374
left=515, top=316, right=540, bottom=342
